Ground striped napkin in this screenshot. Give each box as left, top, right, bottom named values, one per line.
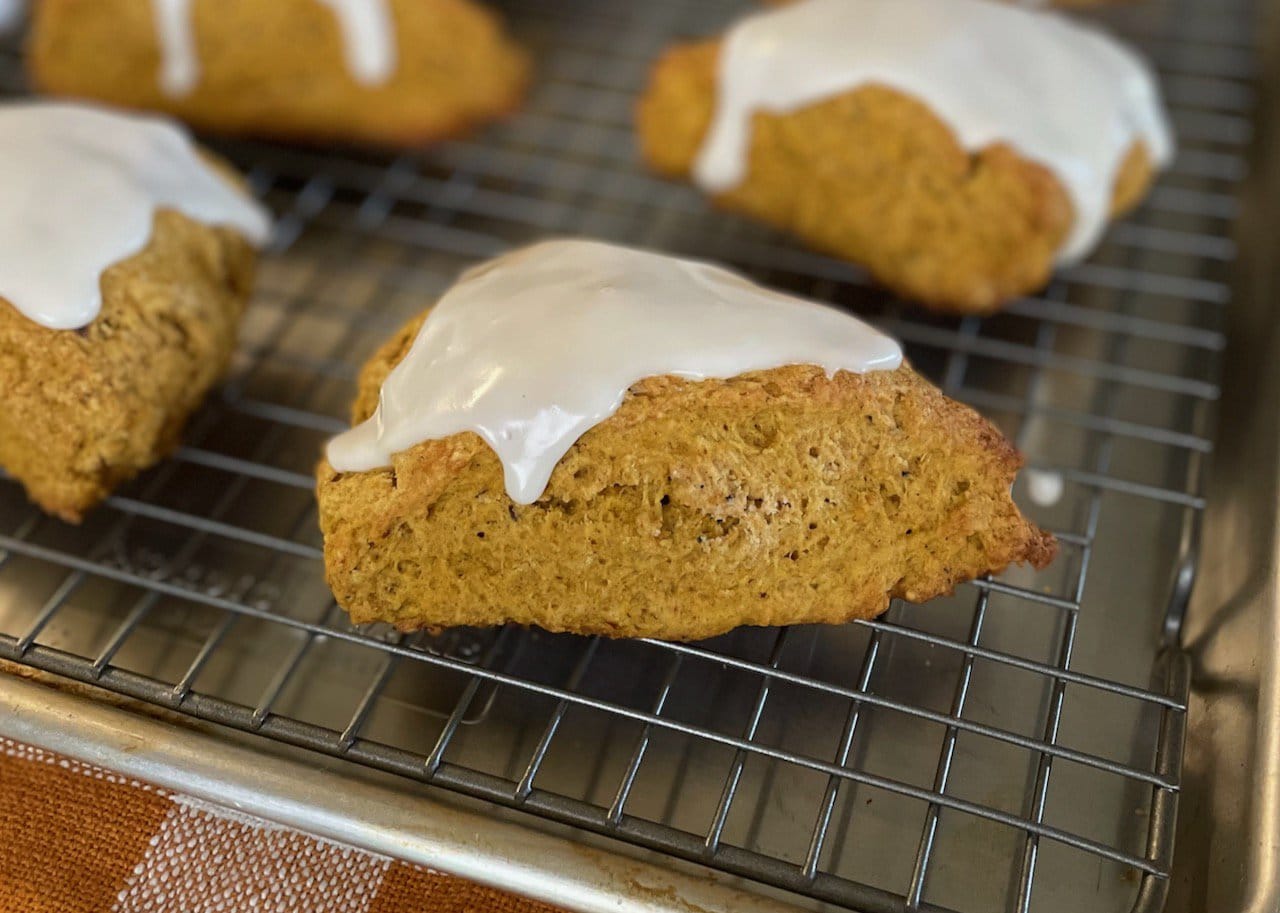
left=0, top=737, right=564, bottom=913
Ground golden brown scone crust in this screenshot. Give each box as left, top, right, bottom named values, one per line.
left=0, top=210, right=256, bottom=522
left=28, top=0, right=530, bottom=147
left=316, top=310, right=1056, bottom=641
left=636, top=42, right=1156, bottom=314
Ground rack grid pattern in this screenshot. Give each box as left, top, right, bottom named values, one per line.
left=0, top=0, right=1254, bottom=910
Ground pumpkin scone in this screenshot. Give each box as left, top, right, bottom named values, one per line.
left=0, top=102, right=269, bottom=522
left=28, top=0, right=530, bottom=147
left=316, top=240, right=1056, bottom=641
left=636, top=0, right=1172, bottom=314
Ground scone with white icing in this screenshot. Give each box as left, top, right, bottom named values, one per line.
left=315, top=240, right=1056, bottom=641
left=637, top=0, right=1173, bottom=314
left=0, top=102, right=270, bottom=522
left=28, top=0, right=529, bottom=147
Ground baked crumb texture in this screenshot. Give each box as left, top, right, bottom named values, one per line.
left=317, top=311, right=1057, bottom=641
left=636, top=42, right=1155, bottom=314
left=0, top=211, right=256, bottom=522
left=28, top=0, right=531, bottom=147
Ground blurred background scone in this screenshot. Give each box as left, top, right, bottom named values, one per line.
left=0, top=103, right=269, bottom=522
left=27, top=0, right=530, bottom=146
left=637, top=0, right=1172, bottom=314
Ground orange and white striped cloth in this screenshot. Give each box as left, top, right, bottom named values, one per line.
left=0, top=738, right=564, bottom=913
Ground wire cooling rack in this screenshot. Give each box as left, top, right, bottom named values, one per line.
left=0, top=0, right=1254, bottom=910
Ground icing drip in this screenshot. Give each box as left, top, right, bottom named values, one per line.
left=153, top=0, right=396, bottom=97
left=0, top=102, right=272, bottom=330
left=317, top=0, right=398, bottom=85
left=327, top=240, right=904, bottom=504
left=694, top=0, right=1174, bottom=263
left=153, top=0, right=199, bottom=97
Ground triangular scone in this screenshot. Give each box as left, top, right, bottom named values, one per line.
left=29, top=0, right=529, bottom=147
left=317, top=311, right=1056, bottom=641
left=636, top=34, right=1159, bottom=314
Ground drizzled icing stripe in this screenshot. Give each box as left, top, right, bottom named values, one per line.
left=152, top=0, right=397, bottom=98
left=0, top=102, right=272, bottom=330
left=693, top=0, right=1174, bottom=263
left=326, top=240, right=904, bottom=504
left=154, top=0, right=198, bottom=96
left=317, top=0, right=397, bottom=85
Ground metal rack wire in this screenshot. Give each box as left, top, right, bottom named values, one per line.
left=0, top=0, right=1254, bottom=909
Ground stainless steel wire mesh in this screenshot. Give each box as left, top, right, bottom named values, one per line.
left=0, top=0, right=1256, bottom=909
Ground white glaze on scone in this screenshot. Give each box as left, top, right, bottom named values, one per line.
left=152, top=0, right=397, bottom=97
left=327, top=240, right=904, bottom=504
left=694, top=0, right=1174, bottom=263
left=317, top=0, right=397, bottom=84
left=0, top=102, right=271, bottom=330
